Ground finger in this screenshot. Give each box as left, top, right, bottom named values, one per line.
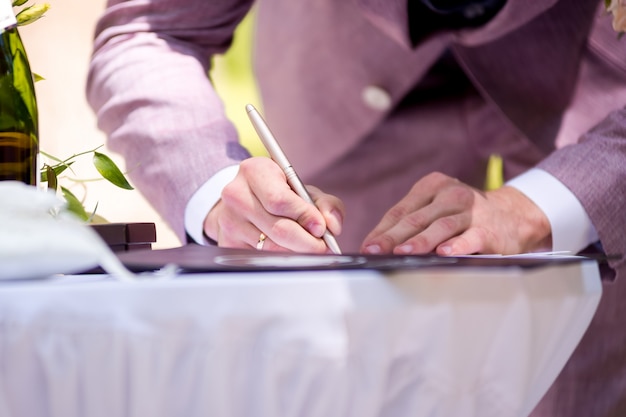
left=216, top=202, right=326, bottom=252
left=362, top=172, right=458, bottom=250
left=257, top=216, right=330, bottom=253
left=220, top=158, right=332, bottom=253
left=393, top=213, right=471, bottom=254
left=215, top=217, right=260, bottom=249
left=308, top=185, right=345, bottom=236
left=363, top=208, right=433, bottom=254
left=252, top=231, right=288, bottom=252
left=363, top=193, right=431, bottom=246
left=208, top=189, right=274, bottom=250
left=363, top=185, right=472, bottom=254
left=243, top=159, right=329, bottom=239
left=213, top=213, right=290, bottom=252
left=435, top=227, right=492, bottom=256
left=368, top=172, right=454, bottom=235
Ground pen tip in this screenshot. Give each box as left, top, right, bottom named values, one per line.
left=245, top=104, right=255, bottom=113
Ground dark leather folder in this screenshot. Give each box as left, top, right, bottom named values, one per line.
left=116, top=243, right=600, bottom=274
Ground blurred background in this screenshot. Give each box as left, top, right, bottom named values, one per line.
left=19, top=0, right=262, bottom=249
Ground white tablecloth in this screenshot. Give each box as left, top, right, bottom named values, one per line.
left=0, top=261, right=601, bottom=417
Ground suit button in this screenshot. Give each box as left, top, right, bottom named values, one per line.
left=362, top=85, right=392, bottom=111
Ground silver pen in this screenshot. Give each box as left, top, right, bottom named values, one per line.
left=245, top=104, right=342, bottom=254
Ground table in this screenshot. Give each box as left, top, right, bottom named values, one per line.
left=0, top=260, right=601, bottom=417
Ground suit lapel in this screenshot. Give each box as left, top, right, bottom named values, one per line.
left=453, top=0, right=600, bottom=151
left=355, top=0, right=560, bottom=50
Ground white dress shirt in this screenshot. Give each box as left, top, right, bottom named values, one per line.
left=185, top=166, right=598, bottom=254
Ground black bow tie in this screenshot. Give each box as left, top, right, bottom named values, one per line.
left=408, top=0, right=507, bottom=45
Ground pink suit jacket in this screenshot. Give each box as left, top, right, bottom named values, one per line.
left=89, top=0, right=625, bottom=273
left=88, top=1, right=626, bottom=414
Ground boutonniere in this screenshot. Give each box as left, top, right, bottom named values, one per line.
left=606, top=0, right=626, bottom=34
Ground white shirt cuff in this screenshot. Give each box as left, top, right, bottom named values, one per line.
left=506, top=168, right=598, bottom=253
left=184, top=165, right=240, bottom=245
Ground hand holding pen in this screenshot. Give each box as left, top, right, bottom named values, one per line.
left=246, top=104, right=343, bottom=254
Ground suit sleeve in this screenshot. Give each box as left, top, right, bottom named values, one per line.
left=537, top=16, right=626, bottom=277
left=86, top=0, right=254, bottom=241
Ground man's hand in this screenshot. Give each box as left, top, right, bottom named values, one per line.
left=361, top=172, right=552, bottom=256
left=203, top=157, right=344, bottom=252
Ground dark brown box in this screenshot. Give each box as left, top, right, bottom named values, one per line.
left=90, top=223, right=157, bottom=252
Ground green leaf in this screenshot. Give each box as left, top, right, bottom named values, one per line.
left=61, top=186, right=89, bottom=221
left=92, top=152, right=134, bottom=190
left=40, top=161, right=74, bottom=182
left=89, top=213, right=109, bottom=224
left=85, top=202, right=110, bottom=224
left=40, top=150, right=63, bottom=163
left=16, top=3, right=50, bottom=26
left=45, top=165, right=57, bottom=191
left=86, top=201, right=99, bottom=223
left=33, top=73, right=45, bottom=82
left=12, top=0, right=29, bottom=7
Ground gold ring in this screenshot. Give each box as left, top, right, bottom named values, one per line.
left=256, top=232, right=267, bottom=250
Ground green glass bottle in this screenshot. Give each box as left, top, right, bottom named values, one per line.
left=0, top=0, right=39, bottom=185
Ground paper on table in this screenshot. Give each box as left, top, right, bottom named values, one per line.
left=459, top=251, right=575, bottom=258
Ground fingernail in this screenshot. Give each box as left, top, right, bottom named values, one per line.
left=309, top=223, right=325, bottom=237
left=440, top=245, right=452, bottom=255
left=397, top=244, right=413, bottom=254
left=330, top=209, right=343, bottom=231
left=364, top=244, right=381, bottom=254
left=331, top=209, right=343, bottom=223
